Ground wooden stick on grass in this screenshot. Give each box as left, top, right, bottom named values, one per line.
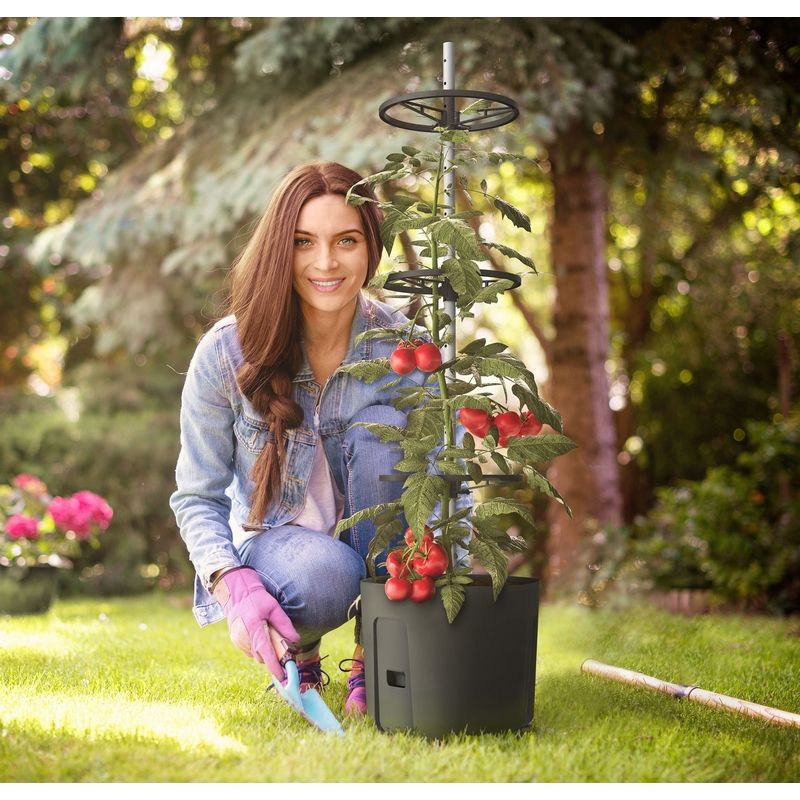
left=581, top=658, right=800, bottom=729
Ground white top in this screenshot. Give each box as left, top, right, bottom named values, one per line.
left=287, top=429, right=345, bottom=535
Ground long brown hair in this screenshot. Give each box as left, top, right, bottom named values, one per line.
left=226, top=161, right=384, bottom=527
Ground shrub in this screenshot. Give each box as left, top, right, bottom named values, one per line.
left=0, top=356, right=191, bottom=595
left=582, top=416, right=800, bottom=613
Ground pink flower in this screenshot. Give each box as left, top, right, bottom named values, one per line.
left=5, top=514, right=39, bottom=540
left=72, top=490, right=113, bottom=530
left=48, top=496, right=90, bottom=538
left=13, top=473, right=48, bottom=496
left=48, top=492, right=113, bottom=539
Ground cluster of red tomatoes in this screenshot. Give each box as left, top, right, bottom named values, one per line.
left=458, top=407, right=542, bottom=447
left=390, top=339, right=443, bottom=375
left=384, top=526, right=449, bottom=603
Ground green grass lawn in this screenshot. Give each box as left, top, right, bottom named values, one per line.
left=1, top=591, right=799, bottom=782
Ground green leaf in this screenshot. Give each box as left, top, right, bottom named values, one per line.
left=483, top=342, right=510, bottom=356
left=379, top=209, right=401, bottom=257
left=439, top=446, right=475, bottom=460
left=382, top=195, right=416, bottom=211
left=430, top=218, right=486, bottom=261
left=473, top=279, right=515, bottom=305
left=347, top=422, right=406, bottom=443
left=366, top=271, right=392, bottom=291
left=480, top=178, right=488, bottom=193
left=394, top=456, right=429, bottom=473
left=466, top=460, right=483, bottom=483
left=400, top=435, right=438, bottom=457
left=334, top=500, right=402, bottom=539
left=366, top=517, right=406, bottom=576
left=436, top=460, right=467, bottom=476
left=523, top=466, right=573, bottom=517
left=506, top=433, right=577, bottom=464
left=393, top=388, right=429, bottom=410
left=461, top=432, right=475, bottom=454
left=493, top=197, right=531, bottom=232
left=402, top=472, right=447, bottom=536
left=443, top=379, right=474, bottom=396
left=483, top=240, right=537, bottom=272
left=468, top=356, right=538, bottom=396
left=468, top=536, right=508, bottom=601
left=512, top=384, right=563, bottom=432
left=406, top=406, right=444, bottom=439
left=460, top=338, right=486, bottom=354
left=449, top=210, right=483, bottom=221
left=449, top=395, right=493, bottom=414
left=353, top=327, right=406, bottom=346
left=366, top=166, right=408, bottom=187
left=390, top=214, right=439, bottom=233
left=490, top=451, right=511, bottom=474
left=440, top=257, right=484, bottom=300
left=440, top=581, right=466, bottom=623
left=345, top=193, right=368, bottom=206
left=436, top=128, right=470, bottom=144
left=401, top=145, right=420, bottom=157
left=386, top=152, right=406, bottom=162
left=497, top=536, right=529, bottom=554
left=474, top=497, right=535, bottom=527
left=338, top=359, right=391, bottom=384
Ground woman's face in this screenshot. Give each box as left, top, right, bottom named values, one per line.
left=292, top=193, right=369, bottom=322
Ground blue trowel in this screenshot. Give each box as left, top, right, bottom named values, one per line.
left=268, top=626, right=345, bottom=736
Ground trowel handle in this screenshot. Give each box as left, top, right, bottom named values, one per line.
left=267, top=624, right=296, bottom=667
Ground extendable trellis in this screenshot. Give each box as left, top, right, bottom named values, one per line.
left=377, top=41, right=524, bottom=521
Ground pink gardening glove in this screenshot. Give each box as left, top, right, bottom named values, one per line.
left=211, top=566, right=300, bottom=681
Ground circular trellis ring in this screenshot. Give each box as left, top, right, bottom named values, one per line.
left=379, top=89, right=519, bottom=132
left=381, top=268, right=522, bottom=297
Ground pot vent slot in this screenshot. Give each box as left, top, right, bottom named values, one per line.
left=386, top=669, right=406, bottom=688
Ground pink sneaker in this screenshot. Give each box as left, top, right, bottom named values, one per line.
left=268, top=653, right=330, bottom=695
left=338, top=657, right=367, bottom=716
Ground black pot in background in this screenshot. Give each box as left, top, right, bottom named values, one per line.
left=0, top=564, right=63, bottom=615
left=360, top=573, right=540, bottom=737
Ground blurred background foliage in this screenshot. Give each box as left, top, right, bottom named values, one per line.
left=0, top=17, right=798, bottom=608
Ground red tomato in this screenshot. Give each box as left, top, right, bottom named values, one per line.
left=493, top=411, right=522, bottom=440
left=411, top=542, right=449, bottom=578
left=458, top=407, right=493, bottom=438
left=410, top=576, right=436, bottom=603
left=519, top=411, right=542, bottom=437
left=386, top=549, right=411, bottom=578
left=390, top=345, right=417, bottom=375
left=414, top=342, right=443, bottom=373
left=404, top=525, right=434, bottom=547
left=384, top=577, right=412, bottom=601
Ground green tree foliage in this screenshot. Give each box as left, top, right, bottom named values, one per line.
left=2, top=17, right=798, bottom=590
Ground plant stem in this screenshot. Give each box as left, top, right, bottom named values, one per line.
left=430, top=139, right=454, bottom=525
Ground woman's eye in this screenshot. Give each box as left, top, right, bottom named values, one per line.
left=294, top=239, right=311, bottom=247
left=340, top=237, right=355, bottom=245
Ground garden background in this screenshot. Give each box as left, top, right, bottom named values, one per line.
left=0, top=16, right=799, bottom=782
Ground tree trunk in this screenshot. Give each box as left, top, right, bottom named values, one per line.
left=544, top=122, right=623, bottom=593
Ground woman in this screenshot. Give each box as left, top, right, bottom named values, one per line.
left=170, top=160, right=470, bottom=717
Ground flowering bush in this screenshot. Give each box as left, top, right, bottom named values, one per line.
left=0, top=473, right=113, bottom=567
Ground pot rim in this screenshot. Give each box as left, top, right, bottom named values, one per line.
left=361, top=573, right=539, bottom=587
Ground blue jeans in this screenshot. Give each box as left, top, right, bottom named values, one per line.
left=237, top=404, right=413, bottom=649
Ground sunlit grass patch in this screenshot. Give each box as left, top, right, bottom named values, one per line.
left=1, top=592, right=799, bottom=781
left=0, top=690, right=247, bottom=754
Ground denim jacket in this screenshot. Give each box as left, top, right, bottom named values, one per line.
left=169, top=291, right=473, bottom=627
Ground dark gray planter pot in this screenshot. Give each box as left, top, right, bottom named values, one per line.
left=360, top=573, right=539, bottom=737
left=0, top=564, right=62, bottom=615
